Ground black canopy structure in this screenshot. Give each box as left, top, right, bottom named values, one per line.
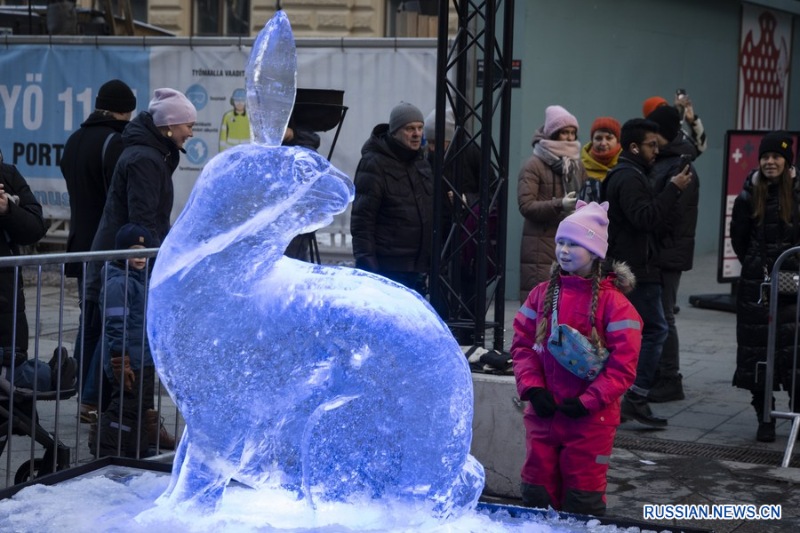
left=428, top=0, right=515, bottom=362
left=284, top=88, right=349, bottom=264
left=291, top=88, right=348, bottom=161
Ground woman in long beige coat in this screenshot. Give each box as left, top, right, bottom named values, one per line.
left=518, top=105, right=587, bottom=302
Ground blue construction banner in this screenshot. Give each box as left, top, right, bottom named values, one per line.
left=0, top=39, right=438, bottom=225
left=1, top=45, right=149, bottom=219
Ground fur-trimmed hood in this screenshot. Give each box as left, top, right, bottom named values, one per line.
left=606, top=260, right=636, bottom=294
left=548, top=260, right=636, bottom=294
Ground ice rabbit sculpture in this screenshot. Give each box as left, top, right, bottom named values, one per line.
left=146, top=10, right=484, bottom=516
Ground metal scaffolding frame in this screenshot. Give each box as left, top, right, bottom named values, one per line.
left=429, top=0, right=514, bottom=352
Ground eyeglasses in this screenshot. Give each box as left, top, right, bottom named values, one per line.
left=640, top=140, right=659, bottom=150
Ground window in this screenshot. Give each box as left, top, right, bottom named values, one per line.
left=194, top=0, right=250, bottom=37
left=387, top=0, right=438, bottom=38
left=128, top=0, right=148, bottom=23
left=92, top=1, right=149, bottom=23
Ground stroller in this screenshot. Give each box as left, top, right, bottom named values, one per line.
left=0, top=347, right=78, bottom=484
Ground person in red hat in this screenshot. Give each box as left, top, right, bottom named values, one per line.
left=578, top=116, right=622, bottom=203
left=642, top=91, right=707, bottom=159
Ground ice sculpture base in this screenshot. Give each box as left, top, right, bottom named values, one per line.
left=470, top=373, right=526, bottom=498
left=0, top=458, right=711, bottom=532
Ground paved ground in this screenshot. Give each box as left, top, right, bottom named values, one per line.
left=609, top=254, right=800, bottom=532
left=3, top=252, right=800, bottom=532
left=0, top=269, right=181, bottom=489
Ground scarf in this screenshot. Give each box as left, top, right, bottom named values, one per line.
left=581, top=142, right=621, bottom=181
left=386, top=134, right=421, bottom=162
left=533, top=138, right=582, bottom=193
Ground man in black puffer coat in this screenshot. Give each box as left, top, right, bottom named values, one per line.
left=646, top=106, right=700, bottom=403
left=351, top=102, right=433, bottom=295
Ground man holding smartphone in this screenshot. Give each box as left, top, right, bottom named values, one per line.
left=602, top=118, right=692, bottom=427
left=644, top=105, right=701, bottom=403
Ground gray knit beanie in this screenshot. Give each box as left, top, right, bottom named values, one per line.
left=389, top=102, right=424, bottom=134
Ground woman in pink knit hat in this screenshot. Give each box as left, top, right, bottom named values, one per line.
left=512, top=200, right=642, bottom=516
left=79, top=88, right=197, bottom=450
left=517, top=105, right=588, bottom=302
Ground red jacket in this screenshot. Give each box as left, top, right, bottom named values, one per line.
left=511, top=266, right=642, bottom=426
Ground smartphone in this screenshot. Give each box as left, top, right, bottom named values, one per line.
left=679, top=153, right=692, bottom=169
left=676, top=88, right=687, bottom=98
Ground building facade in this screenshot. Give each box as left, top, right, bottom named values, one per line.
left=1, top=0, right=442, bottom=37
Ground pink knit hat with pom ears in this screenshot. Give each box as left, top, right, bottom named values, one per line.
left=555, top=200, right=609, bottom=259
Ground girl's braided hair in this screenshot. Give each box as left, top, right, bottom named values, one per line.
left=535, top=260, right=605, bottom=351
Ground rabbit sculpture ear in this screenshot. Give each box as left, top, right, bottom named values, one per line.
left=246, top=10, right=297, bottom=147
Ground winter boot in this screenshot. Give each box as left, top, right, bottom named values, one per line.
left=648, top=374, right=685, bottom=403
left=96, top=397, right=149, bottom=458
left=145, top=409, right=177, bottom=450
left=621, top=391, right=668, bottom=428
left=49, top=347, right=77, bottom=391
left=752, top=393, right=777, bottom=443
left=79, top=403, right=98, bottom=424
left=756, top=421, right=776, bottom=443
left=520, top=482, right=552, bottom=509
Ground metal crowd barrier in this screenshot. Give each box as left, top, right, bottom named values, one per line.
left=0, top=249, right=182, bottom=489
left=763, top=245, right=800, bottom=467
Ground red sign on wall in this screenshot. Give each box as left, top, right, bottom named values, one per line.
left=737, top=4, right=793, bottom=130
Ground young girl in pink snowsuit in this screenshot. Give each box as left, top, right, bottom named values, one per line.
left=511, top=200, right=642, bottom=516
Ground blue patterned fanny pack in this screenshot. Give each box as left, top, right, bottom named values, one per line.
left=547, top=284, right=609, bottom=381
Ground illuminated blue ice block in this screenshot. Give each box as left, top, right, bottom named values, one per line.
left=146, top=9, right=484, bottom=517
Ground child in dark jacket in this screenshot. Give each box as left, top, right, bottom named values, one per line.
left=92, top=223, right=176, bottom=457
left=511, top=201, right=642, bottom=516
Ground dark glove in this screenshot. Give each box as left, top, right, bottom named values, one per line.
left=525, top=387, right=557, bottom=418
left=559, top=397, right=589, bottom=418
